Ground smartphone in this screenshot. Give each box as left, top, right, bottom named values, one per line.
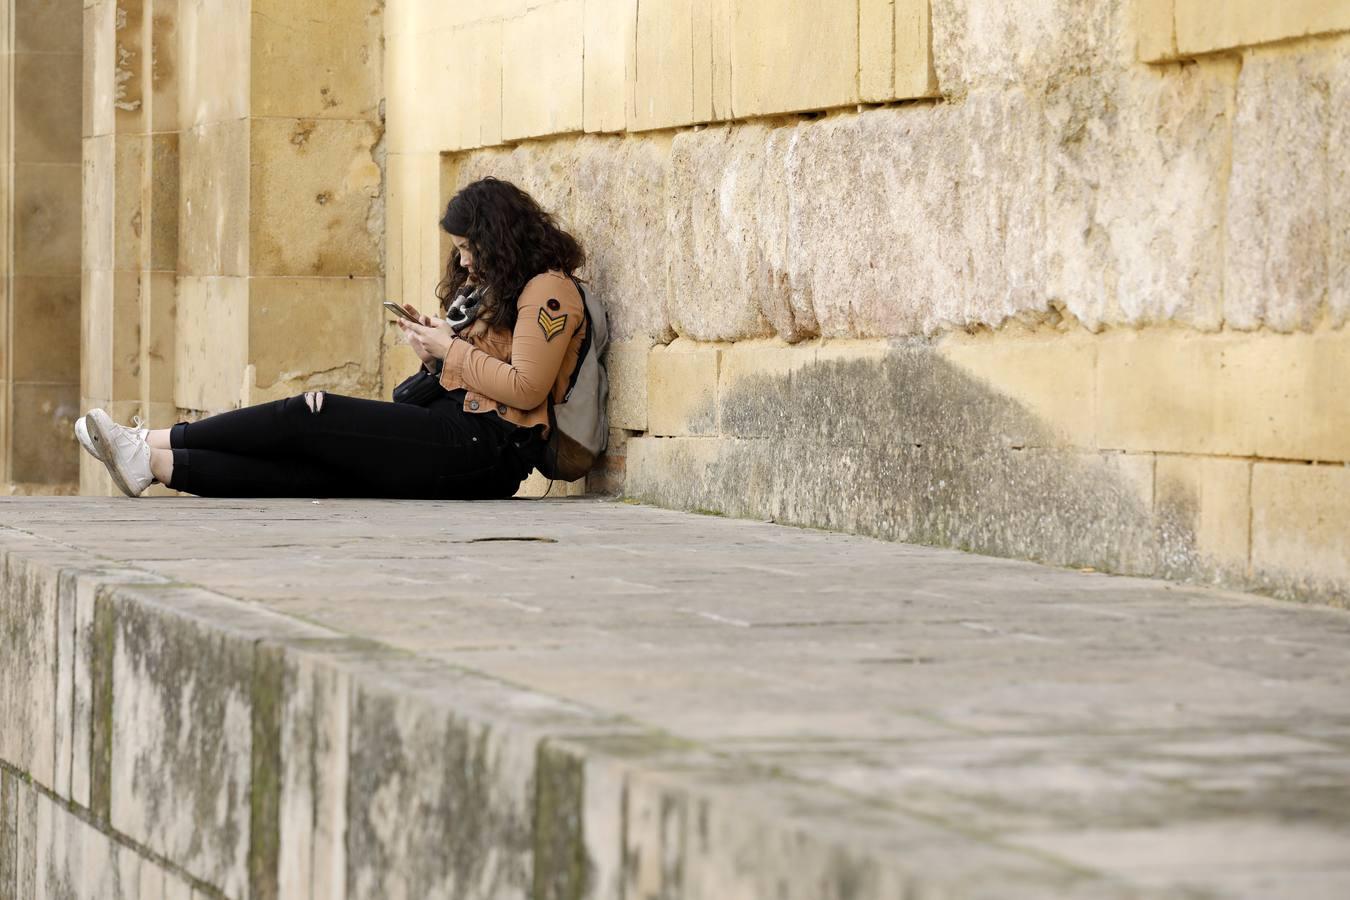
left=383, top=301, right=420, bottom=323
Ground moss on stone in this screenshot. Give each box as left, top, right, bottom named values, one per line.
left=249, top=643, right=285, bottom=900
left=532, top=742, right=588, bottom=900
left=89, top=589, right=116, bottom=823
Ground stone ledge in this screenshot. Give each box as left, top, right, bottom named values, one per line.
left=0, top=507, right=1154, bottom=900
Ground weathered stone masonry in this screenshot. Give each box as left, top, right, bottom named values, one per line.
left=2, top=1, right=1343, bottom=605
left=2, top=519, right=968, bottom=900
left=387, top=0, right=1350, bottom=606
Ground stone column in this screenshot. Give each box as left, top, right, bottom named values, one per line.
left=1, top=1, right=83, bottom=492
left=174, top=0, right=383, bottom=417
left=79, top=0, right=382, bottom=493
left=81, top=0, right=150, bottom=494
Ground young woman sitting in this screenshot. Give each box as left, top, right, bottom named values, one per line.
left=77, top=178, right=587, bottom=500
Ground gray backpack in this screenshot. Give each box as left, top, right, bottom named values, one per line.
left=538, top=279, right=608, bottom=482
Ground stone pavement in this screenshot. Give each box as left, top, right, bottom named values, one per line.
left=2, top=497, right=1349, bottom=899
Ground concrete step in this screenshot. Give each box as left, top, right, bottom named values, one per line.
left=1, top=497, right=1349, bottom=900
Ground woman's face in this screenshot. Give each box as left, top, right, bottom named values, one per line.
left=449, top=234, right=476, bottom=278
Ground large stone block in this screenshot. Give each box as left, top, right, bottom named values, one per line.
left=1225, top=45, right=1335, bottom=332
left=501, top=0, right=584, bottom=141
left=1046, top=60, right=1237, bottom=332
left=13, top=52, right=82, bottom=165
left=82, top=134, right=115, bottom=273
left=10, top=277, right=81, bottom=383
left=1251, top=463, right=1350, bottom=606
left=1096, top=331, right=1239, bottom=457
left=32, top=791, right=143, bottom=900
left=78, top=270, right=142, bottom=407
left=938, top=331, right=1097, bottom=449
left=110, top=272, right=148, bottom=401
left=0, top=553, right=63, bottom=788
left=731, top=0, right=857, bottom=116
left=583, top=0, right=632, bottom=133
left=83, top=2, right=116, bottom=139
left=145, top=133, right=179, bottom=272
left=112, top=0, right=147, bottom=133
left=1221, top=329, right=1350, bottom=463
left=13, top=163, right=81, bottom=277
left=105, top=584, right=333, bottom=898
left=345, top=676, right=536, bottom=900
left=246, top=277, right=383, bottom=400
left=252, top=0, right=382, bottom=121
left=647, top=340, right=721, bottom=437
left=629, top=433, right=1166, bottom=577
left=629, top=341, right=1180, bottom=574
left=148, top=0, right=181, bottom=135
left=568, top=136, right=673, bottom=342
left=174, top=276, right=249, bottom=412
left=108, top=590, right=254, bottom=898
left=1097, top=330, right=1350, bottom=463
left=1175, top=0, right=1350, bottom=56
left=620, top=766, right=1105, bottom=900
left=14, top=0, right=82, bottom=53
left=785, top=93, right=1045, bottom=338
left=141, top=270, right=178, bottom=407
left=81, top=269, right=110, bottom=403
left=249, top=118, right=381, bottom=277
left=429, top=21, right=504, bottom=152
left=629, top=0, right=717, bottom=131
left=930, top=0, right=1132, bottom=94
left=385, top=152, right=442, bottom=304
left=278, top=652, right=350, bottom=900
left=113, top=134, right=147, bottom=274
left=9, top=384, right=80, bottom=486
left=1155, top=456, right=1252, bottom=581
left=604, top=341, right=652, bottom=432
left=663, top=124, right=781, bottom=341
left=178, top=0, right=250, bottom=127
left=715, top=339, right=856, bottom=439
left=63, top=567, right=170, bottom=808
left=178, top=120, right=249, bottom=277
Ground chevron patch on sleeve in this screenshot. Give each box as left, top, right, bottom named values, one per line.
left=537, top=306, right=568, bottom=341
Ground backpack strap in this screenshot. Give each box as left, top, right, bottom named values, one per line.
left=559, top=275, right=593, bottom=401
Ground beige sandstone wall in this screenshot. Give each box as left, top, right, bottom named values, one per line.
left=31, top=0, right=1341, bottom=603
left=1, top=2, right=83, bottom=492
left=385, top=0, right=1349, bottom=604
left=77, top=0, right=386, bottom=496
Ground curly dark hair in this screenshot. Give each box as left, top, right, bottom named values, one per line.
left=436, top=178, right=585, bottom=330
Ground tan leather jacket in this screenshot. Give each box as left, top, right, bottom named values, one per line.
left=437, top=271, right=586, bottom=435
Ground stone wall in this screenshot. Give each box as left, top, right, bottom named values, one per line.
left=0, top=2, right=83, bottom=492
left=10, top=0, right=1336, bottom=601
left=384, top=1, right=1350, bottom=604
left=75, top=0, right=386, bottom=497
left=2, top=517, right=967, bottom=900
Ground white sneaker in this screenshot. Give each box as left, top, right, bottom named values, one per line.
left=84, top=409, right=155, bottom=497
left=75, top=414, right=146, bottom=463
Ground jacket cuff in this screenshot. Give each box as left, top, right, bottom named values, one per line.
left=438, top=337, right=470, bottom=390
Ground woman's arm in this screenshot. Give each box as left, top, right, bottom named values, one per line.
left=442, top=273, right=583, bottom=409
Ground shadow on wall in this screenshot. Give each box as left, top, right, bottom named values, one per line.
left=627, top=344, right=1345, bottom=607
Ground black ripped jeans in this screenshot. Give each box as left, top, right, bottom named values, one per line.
left=166, top=393, right=535, bottom=499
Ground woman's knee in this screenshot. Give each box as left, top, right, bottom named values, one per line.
left=303, top=391, right=326, bottom=413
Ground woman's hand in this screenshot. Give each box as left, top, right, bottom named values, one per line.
left=398, top=316, right=456, bottom=364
